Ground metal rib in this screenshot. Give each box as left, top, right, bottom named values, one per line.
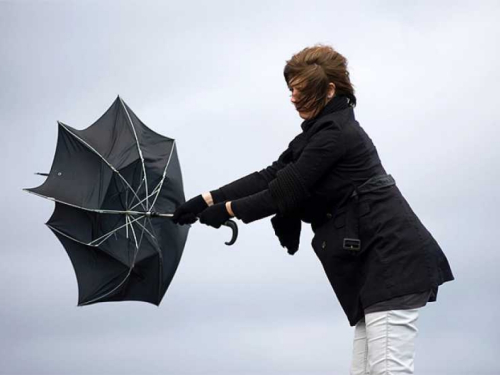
left=129, top=140, right=175, bottom=212
left=23, top=189, right=173, bottom=217
left=79, top=216, right=145, bottom=306
left=90, top=215, right=146, bottom=246
left=119, top=97, right=150, bottom=211
left=58, top=121, right=147, bottom=211
left=46, top=223, right=139, bottom=269
left=150, top=140, right=176, bottom=210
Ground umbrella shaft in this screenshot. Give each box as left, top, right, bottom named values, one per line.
left=96, top=209, right=172, bottom=217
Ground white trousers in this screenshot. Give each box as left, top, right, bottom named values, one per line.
left=350, top=309, right=419, bottom=375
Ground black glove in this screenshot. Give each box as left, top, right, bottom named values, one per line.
left=198, top=202, right=231, bottom=229
left=172, top=195, right=208, bottom=225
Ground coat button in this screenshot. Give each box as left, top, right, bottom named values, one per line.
left=326, top=213, right=332, bottom=219
left=322, top=241, right=327, bottom=249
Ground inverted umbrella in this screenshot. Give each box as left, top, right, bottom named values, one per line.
left=24, top=96, right=238, bottom=306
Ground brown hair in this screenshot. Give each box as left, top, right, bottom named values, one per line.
left=284, top=44, right=356, bottom=115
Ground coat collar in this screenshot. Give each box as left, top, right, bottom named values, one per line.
left=300, top=95, right=351, bottom=133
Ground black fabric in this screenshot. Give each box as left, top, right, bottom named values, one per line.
left=300, top=95, right=350, bottom=132
left=172, top=194, right=208, bottom=225
left=210, top=171, right=268, bottom=204
left=336, top=174, right=397, bottom=255
left=270, top=214, right=302, bottom=255
left=231, top=189, right=278, bottom=224
left=25, top=97, right=190, bottom=306
left=205, top=94, right=455, bottom=326
left=352, top=174, right=397, bottom=197
left=310, top=180, right=454, bottom=325
left=228, top=96, right=350, bottom=251
left=363, top=287, right=438, bottom=314
left=230, top=97, right=348, bottom=227
left=198, top=202, right=231, bottom=229
left=268, top=163, right=309, bottom=215
left=210, top=96, right=350, bottom=209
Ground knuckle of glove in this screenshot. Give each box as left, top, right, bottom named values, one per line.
left=186, top=195, right=207, bottom=214
left=200, top=211, right=220, bottom=228
left=199, top=211, right=208, bottom=224
left=178, top=212, right=196, bottom=225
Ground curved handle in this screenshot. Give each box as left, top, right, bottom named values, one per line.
left=221, top=219, right=238, bottom=246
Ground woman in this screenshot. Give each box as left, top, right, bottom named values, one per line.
left=172, top=45, right=454, bottom=375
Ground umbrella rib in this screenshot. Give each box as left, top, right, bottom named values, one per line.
left=127, top=216, right=145, bottom=274
left=127, top=164, right=145, bottom=209
left=46, top=223, right=99, bottom=248
left=80, top=270, right=132, bottom=306
left=91, top=215, right=146, bottom=247
left=128, top=182, right=161, bottom=211
left=132, top=215, right=147, bottom=258
left=46, top=215, right=145, bottom=251
left=125, top=213, right=129, bottom=239
left=144, top=216, right=164, bottom=303
left=150, top=140, right=176, bottom=210
left=131, top=178, right=145, bottom=205
left=129, top=188, right=156, bottom=211
left=23, top=189, right=164, bottom=216
left=79, top=217, right=145, bottom=306
left=144, top=217, right=163, bottom=261
left=134, top=219, right=157, bottom=244
left=46, top=223, right=136, bottom=270
left=58, top=121, right=147, bottom=212
left=119, top=98, right=150, bottom=211
left=137, top=218, right=164, bottom=304
left=135, top=218, right=164, bottom=271
left=128, top=140, right=176, bottom=212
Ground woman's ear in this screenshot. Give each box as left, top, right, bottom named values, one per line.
left=327, top=82, right=336, bottom=99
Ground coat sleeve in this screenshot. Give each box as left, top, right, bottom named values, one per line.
left=232, top=126, right=346, bottom=223
left=209, top=148, right=291, bottom=204
left=268, top=126, right=345, bottom=215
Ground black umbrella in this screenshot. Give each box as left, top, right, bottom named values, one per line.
left=24, top=96, right=238, bottom=306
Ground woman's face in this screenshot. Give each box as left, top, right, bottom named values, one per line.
left=290, top=87, right=313, bottom=120
left=289, top=82, right=335, bottom=120
left=290, top=86, right=314, bottom=120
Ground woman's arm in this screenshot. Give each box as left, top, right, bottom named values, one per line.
left=205, top=148, right=292, bottom=205
left=269, top=126, right=345, bottom=215
left=228, top=126, right=346, bottom=223
left=230, top=189, right=278, bottom=223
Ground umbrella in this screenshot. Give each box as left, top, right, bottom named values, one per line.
left=23, top=96, right=238, bottom=306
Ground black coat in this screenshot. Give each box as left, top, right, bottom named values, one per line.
left=211, top=97, right=455, bottom=326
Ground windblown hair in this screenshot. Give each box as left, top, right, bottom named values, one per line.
left=284, top=44, right=356, bottom=115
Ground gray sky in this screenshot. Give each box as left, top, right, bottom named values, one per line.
left=1, top=1, right=499, bottom=374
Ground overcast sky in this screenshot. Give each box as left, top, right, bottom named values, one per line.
left=1, top=1, right=499, bottom=374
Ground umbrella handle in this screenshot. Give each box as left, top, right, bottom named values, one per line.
left=222, top=219, right=238, bottom=246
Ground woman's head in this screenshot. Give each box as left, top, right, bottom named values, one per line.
left=284, top=44, right=356, bottom=120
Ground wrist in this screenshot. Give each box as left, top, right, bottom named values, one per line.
left=226, top=201, right=235, bottom=217
left=202, top=192, right=214, bottom=206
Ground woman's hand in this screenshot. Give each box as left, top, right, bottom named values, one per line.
left=199, top=202, right=233, bottom=229
left=172, top=194, right=209, bottom=225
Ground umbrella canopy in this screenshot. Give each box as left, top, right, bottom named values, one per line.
left=24, top=96, right=189, bottom=306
